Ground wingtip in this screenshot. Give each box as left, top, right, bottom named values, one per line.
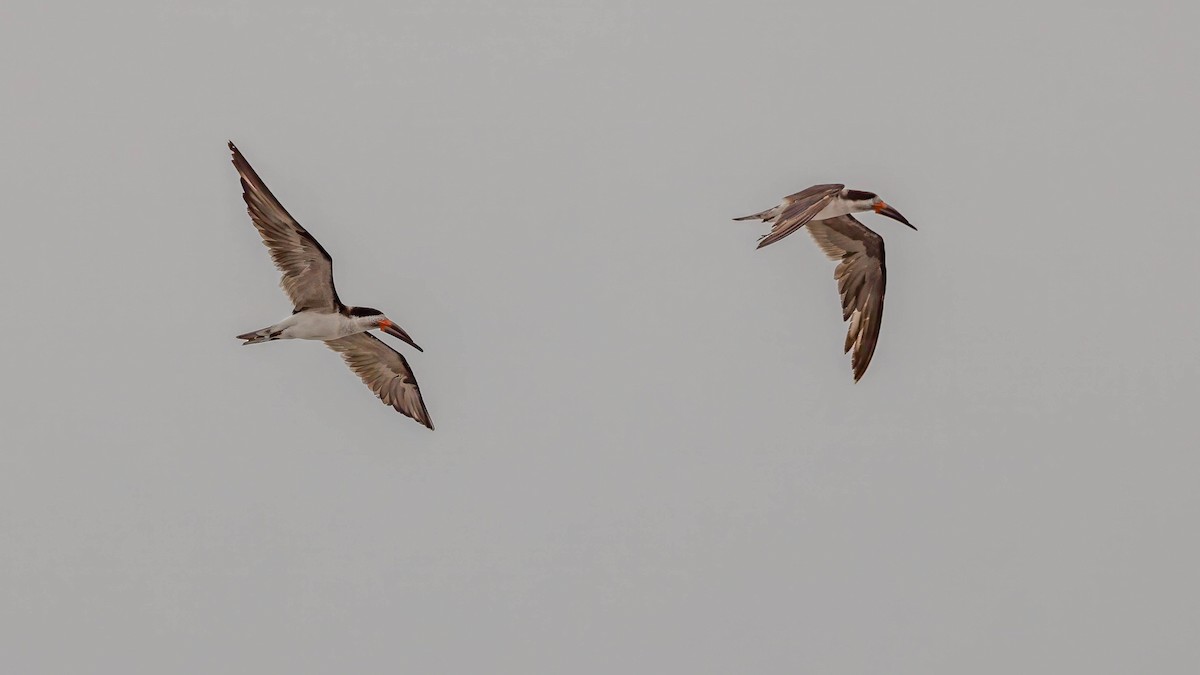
left=409, top=407, right=434, bottom=430
left=391, top=401, right=434, bottom=430
left=852, top=363, right=870, bottom=382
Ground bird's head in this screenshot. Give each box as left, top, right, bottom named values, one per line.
left=348, top=306, right=423, bottom=352
left=846, top=189, right=917, bottom=230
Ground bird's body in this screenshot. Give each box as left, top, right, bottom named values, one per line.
left=237, top=310, right=384, bottom=343
left=741, top=186, right=867, bottom=226
left=229, top=142, right=434, bottom=429
left=736, top=184, right=916, bottom=381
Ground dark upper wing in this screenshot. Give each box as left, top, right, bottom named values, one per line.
left=324, top=332, right=434, bottom=429
left=804, top=214, right=887, bottom=382
left=756, top=183, right=843, bottom=249
left=229, top=142, right=343, bottom=313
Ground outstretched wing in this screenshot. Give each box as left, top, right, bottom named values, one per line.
left=804, top=214, right=887, bottom=382
left=756, top=183, right=843, bottom=249
left=229, top=142, right=344, bottom=313
left=325, top=332, right=434, bottom=429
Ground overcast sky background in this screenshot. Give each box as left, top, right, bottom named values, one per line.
left=2, top=1, right=1198, bottom=673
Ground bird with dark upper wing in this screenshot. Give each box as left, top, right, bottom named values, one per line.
left=736, top=184, right=917, bottom=382
left=229, top=142, right=434, bottom=429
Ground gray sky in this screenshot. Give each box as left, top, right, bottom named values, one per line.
left=3, top=1, right=1199, bottom=673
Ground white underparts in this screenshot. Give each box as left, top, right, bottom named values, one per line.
left=812, top=196, right=873, bottom=221
left=269, top=312, right=373, bottom=341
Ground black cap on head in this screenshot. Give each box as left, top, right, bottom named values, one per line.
left=348, top=306, right=385, bottom=317
left=843, top=189, right=877, bottom=202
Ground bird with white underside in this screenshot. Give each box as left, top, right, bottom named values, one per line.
left=230, top=142, right=434, bottom=429
left=736, top=184, right=916, bottom=382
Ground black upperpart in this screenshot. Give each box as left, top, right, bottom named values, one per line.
left=843, top=189, right=877, bottom=202
left=346, top=306, right=384, bottom=317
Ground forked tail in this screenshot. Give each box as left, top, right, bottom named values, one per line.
left=236, top=327, right=280, bottom=345
left=733, top=206, right=779, bottom=222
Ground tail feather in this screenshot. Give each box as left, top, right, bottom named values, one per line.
left=237, top=327, right=278, bottom=345
left=733, top=207, right=778, bottom=222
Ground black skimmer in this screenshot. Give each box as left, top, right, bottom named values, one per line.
left=735, top=184, right=916, bottom=382
left=229, top=142, right=433, bottom=429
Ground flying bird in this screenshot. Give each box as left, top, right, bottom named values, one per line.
left=735, top=184, right=916, bottom=382
left=229, top=142, right=433, bottom=429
